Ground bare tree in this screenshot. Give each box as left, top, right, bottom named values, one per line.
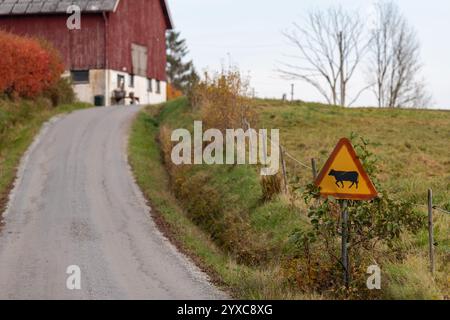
left=368, top=1, right=432, bottom=108
left=279, top=6, right=368, bottom=107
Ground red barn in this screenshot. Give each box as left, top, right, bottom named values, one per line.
left=0, top=0, right=173, bottom=105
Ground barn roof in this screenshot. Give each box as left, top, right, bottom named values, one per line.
left=0, top=0, right=120, bottom=16
left=161, top=0, right=173, bottom=29
left=0, top=0, right=173, bottom=28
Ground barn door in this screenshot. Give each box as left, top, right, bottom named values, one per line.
left=131, top=44, right=148, bottom=77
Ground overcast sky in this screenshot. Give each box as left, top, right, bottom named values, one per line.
left=168, top=0, right=449, bottom=109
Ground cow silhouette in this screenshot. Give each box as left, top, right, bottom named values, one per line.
left=329, top=170, right=359, bottom=189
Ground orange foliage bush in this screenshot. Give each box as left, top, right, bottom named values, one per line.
left=0, top=30, right=64, bottom=99
left=166, top=83, right=184, bottom=101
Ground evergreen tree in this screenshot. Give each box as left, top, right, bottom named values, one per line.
left=166, top=31, right=198, bottom=93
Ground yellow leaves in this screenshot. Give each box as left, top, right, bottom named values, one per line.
left=190, top=68, right=256, bottom=132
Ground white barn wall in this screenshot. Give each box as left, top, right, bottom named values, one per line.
left=109, top=70, right=167, bottom=106
left=71, top=69, right=167, bottom=106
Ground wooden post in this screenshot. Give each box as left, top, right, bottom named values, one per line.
left=341, top=200, right=349, bottom=289
left=311, top=158, right=318, bottom=181
left=428, top=189, right=435, bottom=275
left=280, top=146, right=288, bottom=194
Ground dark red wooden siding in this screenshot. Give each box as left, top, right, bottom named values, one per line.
left=0, top=0, right=170, bottom=80
left=106, top=0, right=169, bottom=81
left=0, top=14, right=106, bottom=70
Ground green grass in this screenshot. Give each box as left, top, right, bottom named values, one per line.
left=0, top=98, right=92, bottom=210
left=384, top=255, right=443, bottom=300
left=255, top=99, right=450, bottom=208
left=128, top=97, right=449, bottom=300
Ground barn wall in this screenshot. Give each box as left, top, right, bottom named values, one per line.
left=0, top=14, right=106, bottom=70
left=108, top=70, right=167, bottom=105
left=62, top=68, right=166, bottom=106
left=69, top=70, right=106, bottom=104
left=106, top=0, right=168, bottom=81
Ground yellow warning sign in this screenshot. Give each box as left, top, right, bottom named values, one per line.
left=315, top=138, right=378, bottom=201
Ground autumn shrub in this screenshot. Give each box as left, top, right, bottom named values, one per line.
left=190, top=68, right=256, bottom=131
left=167, top=83, right=184, bottom=101
left=0, top=31, right=64, bottom=99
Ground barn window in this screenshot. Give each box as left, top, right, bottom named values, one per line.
left=129, top=74, right=135, bottom=88
left=156, top=80, right=161, bottom=94
left=71, top=70, right=89, bottom=84
left=131, top=44, right=148, bottom=77
left=117, top=74, right=125, bottom=88
left=148, top=79, right=153, bottom=92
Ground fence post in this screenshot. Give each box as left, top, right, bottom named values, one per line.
left=280, top=146, right=288, bottom=194
left=340, top=200, right=350, bottom=289
left=311, top=158, right=318, bottom=181
left=428, top=189, right=435, bottom=275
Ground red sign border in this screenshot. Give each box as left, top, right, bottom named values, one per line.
left=314, top=138, right=378, bottom=201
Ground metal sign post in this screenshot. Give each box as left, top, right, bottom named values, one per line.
left=341, top=200, right=349, bottom=289
left=427, top=189, right=435, bottom=275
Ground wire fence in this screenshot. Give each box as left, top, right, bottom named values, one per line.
left=284, top=150, right=312, bottom=170
left=433, top=206, right=450, bottom=215
left=245, top=118, right=313, bottom=170
left=245, top=117, right=450, bottom=215
left=414, top=204, right=450, bottom=217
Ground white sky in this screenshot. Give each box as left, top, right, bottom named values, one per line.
left=168, top=0, right=449, bottom=109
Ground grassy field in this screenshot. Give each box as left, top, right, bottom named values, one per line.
left=129, top=98, right=449, bottom=299
left=0, top=98, right=92, bottom=214
left=255, top=99, right=450, bottom=207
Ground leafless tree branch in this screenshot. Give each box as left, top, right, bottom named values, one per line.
left=367, top=1, right=433, bottom=108
left=278, top=6, right=368, bottom=107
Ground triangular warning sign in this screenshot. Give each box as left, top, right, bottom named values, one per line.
left=315, top=138, right=378, bottom=201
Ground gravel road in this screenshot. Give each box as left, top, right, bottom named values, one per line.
left=0, top=106, right=226, bottom=300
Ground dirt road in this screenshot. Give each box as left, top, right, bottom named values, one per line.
left=0, top=106, right=226, bottom=300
